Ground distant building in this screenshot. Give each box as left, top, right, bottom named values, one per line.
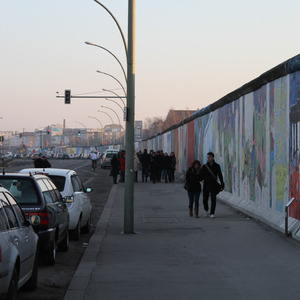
left=164, top=109, right=197, bottom=129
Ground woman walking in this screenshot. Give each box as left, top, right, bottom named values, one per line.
left=185, top=160, right=202, bottom=218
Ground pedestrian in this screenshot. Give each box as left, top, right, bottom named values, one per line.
left=119, top=150, right=125, bottom=183
left=185, top=160, right=202, bottom=218
left=162, top=152, right=171, bottom=183
left=34, top=154, right=51, bottom=168
left=111, top=154, right=120, bottom=184
left=140, top=149, right=150, bottom=182
left=134, top=152, right=140, bottom=182
left=149, top=151, right=158, bottom=183
left=156, top=150, right=163, bottom=182
left=169, top=152, right=176, bottom=182
left=200, top=152, right=224, bottom=218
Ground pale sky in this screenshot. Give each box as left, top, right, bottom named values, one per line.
left=1, top=0, right=300, bottom=132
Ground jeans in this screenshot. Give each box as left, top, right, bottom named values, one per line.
left=142, top=166, right=149, bottom=182
left=203, top=190, right=217, bottom=214
left=187, top=190, right=201, bottom=209
left=162, top=169, right=170, bottom=182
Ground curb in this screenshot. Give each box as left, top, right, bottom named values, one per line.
left=63, top=184, right=118, bottom=300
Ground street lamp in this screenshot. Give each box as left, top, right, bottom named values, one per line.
left=105, top=98, right=123, bottom=112
left=103, top=89, right=125, bottom=106
left=96, top=70, right=126, bottom=97
left=85, top=42, right=127, bottom=83
left=98, top=110, right=115, bottom=144
left=88, top=116, right=104, bottom=145
left=93, top=0, right=135, bottom=234
left=101, top=105, right=122, bottom=144
left=75, top=121, right=89, bottom=147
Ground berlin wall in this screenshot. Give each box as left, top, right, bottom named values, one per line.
left=136, top=54, right=300, bottom=238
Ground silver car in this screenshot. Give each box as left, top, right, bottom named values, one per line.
left=0, top=185, right=39, bottom=300
left=100, top=150, right=119, bottom=169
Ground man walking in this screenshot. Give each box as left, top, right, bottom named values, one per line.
left=200, top=152, right=224, bottom=218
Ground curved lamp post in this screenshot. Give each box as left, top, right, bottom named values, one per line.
left=101, top=105, right=121, bottom=128
left=101, top=105, right=122, bottom=144
left=93, top=0, right=135, bottom=234
left=103, top=89, right=125, bottom=106
left=85, top=42, right=127, bottom=83
left=98, top=110, right=115, bottom=144
left=96, top=70, right=127, bottom=97
left=75, top=121, right=89, bottom=147
left=105, top=98, right=123, bottom=112
left=88, top=116, right=104, bottom=145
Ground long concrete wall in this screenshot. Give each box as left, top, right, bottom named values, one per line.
left=136, top=54, right=300, bottom=239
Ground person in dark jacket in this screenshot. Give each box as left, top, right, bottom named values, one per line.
left=34, top=155, right=51, bottom=168
left=185, top=160, right=202, bottom=218
left=169, top=152, right=176, bottom=182
left=111, top=154, right=120, bottom=184
left=200, top=152, right=224, bottom=218
left=162, top=152, right=171, bottom=183
left=140, top=149, right=150, bottom=182
left=155, top=151, right=163, bottom=182
left=149, top=151, right=158, bottom=183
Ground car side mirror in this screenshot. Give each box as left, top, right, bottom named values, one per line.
left=86, top=187, right=93, bottom=193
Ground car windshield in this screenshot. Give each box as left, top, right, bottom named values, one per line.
left=46, top=175, right=66, bottom=192
left=106, top=153, right=115, bottom=158
left=0, top=178, right=39, bottom=204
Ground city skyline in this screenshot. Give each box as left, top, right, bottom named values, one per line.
left=1, top=0, right=300, bottom=132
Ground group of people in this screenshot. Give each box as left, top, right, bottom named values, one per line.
left=138, top=149, right=176, bottom=184
left=109, top=149, right=177, bottom=185
left=185, top=152, right=224, bottom=219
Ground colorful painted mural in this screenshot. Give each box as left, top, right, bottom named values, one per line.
left=138, top=64, right=300, bottom=220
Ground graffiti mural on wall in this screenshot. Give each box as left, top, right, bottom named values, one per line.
left=139, top=68, right=300, bottom=220
left=289, top=71, right=300, bottom=218
left=272, top=77, right=289, bottom=212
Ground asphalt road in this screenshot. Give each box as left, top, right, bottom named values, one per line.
left=5, top=158, right=113, bottom=300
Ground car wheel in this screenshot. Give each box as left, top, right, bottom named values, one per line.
left=70, top=218, right=81, bottom=241
left=5, top=267, right=18, bottom=300
left=58, top=230, right=69, bottom=251
left=43, top=240, right=56, bottom=266
left=23, top=253, right=38, bottom=291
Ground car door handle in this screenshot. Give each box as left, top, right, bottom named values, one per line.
left=14, top=237, right=20, bottom=245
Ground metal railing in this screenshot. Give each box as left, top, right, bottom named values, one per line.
left=285, top=198, right=296, bottom=237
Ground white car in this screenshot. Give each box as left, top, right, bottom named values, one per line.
left=0, top=185, right=39, bottom=299
left=19, top=168, right=93, bottom=241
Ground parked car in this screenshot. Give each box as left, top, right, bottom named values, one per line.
left=0, top=185, right=39, bottom=299
left=100, top=150, right=119, bottom=169
left=19, top=169, right=92, bottom=241
left=0, top=173, right=69, bottom=265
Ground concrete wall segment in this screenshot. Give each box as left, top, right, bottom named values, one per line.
left=138, top=54, right=300, bottom=236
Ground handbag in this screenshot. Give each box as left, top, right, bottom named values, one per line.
left=183, top=181, right=189, bottom=190
left=205, top=164, right=222, bottom=195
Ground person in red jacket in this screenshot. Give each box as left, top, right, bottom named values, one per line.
left=119, top=150, right=125, bottom=183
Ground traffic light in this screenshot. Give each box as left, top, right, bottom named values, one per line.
left=78, top=131, right=81, bottom=136
left=0, top=136, right=4, bottom=142
left=19, top=133, right=22, bottom=138
left=47, top=129, right=50, bottom=135
left=65, top=89, right=71, bottom=104
left=23, top=144, right=25, bottom=148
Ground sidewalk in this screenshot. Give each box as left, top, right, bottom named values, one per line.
left=63, top=180, right=298, bottom=300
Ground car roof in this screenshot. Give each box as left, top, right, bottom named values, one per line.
left=0, top=172, right=50, bottom=180
left=19, top=168, right=75, bottom=177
